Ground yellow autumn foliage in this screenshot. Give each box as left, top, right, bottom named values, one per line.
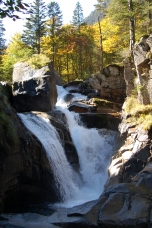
left=93, top=17, right=127, bottom=54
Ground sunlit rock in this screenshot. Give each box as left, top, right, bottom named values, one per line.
left=12, top=62, right=58, bottom=112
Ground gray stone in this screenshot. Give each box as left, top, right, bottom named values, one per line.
left=133, top=36, right=149, bottom=67
left=12, top=62, right=57, bottom=112
left=68, top=100, right=97, bottom=113
left=81, top=64, right=126, bottom=102
left=67, top=199, right=100, bottom=216
left=98, top=192, right=150, bottom=227
left=135, top=144, right=150, bottom=161
left=132, top=140, right=143, bottom=154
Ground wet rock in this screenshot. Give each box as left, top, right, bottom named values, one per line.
left=79, top=113, right=121, bottom=131
left=68, top=100, right=97, bottom=113
left=64, top=93, right=74, bottom=103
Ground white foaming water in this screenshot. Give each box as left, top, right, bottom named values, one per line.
left=55, top=85, right=118, bottom=207
left=18, top=113, right=79, bottom=202
left=18, top=86, right=118, bottom=208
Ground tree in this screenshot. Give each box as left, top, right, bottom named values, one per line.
left=95, top=0, right=110, bottom=11
left=41, top=24, right=96, bottom=82
left=47, top=1, right=63, bottom=35
left=0, top=20, right=6, bottom=52
left=0, top=33, right=33, bottom=81
left=71, top=2, right=84, bottom=79
left=22, top=0, right=46, bottom=54
left=71, top=1, right=84, bottom=30
left=106, top=0, right=149, bottom=54
left=0, top=0, right=28, bottom=20
left=46, top=1, right=63, bottom=66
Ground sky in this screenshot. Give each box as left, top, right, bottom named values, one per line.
left=3, top=0, right=97, bottom=43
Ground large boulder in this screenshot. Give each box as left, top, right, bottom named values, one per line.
left=12, top=62, right=58, bottom=112
left=79, top=64, right=126, bottom=102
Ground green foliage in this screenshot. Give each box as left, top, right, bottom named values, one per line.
left=0, top=33, right=33, bottom=81
left=27, top=54, right=50, bottom=69
left=47, top=1, right=63, bottom=34
left=0, top=0, right=28, bottom=20
left=22, top=0, right=47, bottom=53
left=72, top=1, right=84, bottom=27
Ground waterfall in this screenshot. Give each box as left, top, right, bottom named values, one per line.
left=55, top=86, right=118, bottom=206
left=18, top=86, right=118, bottom=207
left=18, top=113, right=79, bottom=202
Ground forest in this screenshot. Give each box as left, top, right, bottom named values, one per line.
left=0, top=0, right=152, bottom=83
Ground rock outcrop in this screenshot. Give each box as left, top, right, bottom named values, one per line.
left=12, top=62, right=58, bottom=112
left=128, top=34, right=152, bottom=104
left=79, top=64, right=126, bottom=102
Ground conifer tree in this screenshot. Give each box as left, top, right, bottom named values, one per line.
left=95, top=0, right=110, bottom=11
left=106, top=0, right=143, bottom=52
left=0, top=0, right=28, bottom=20
left=72, top=1, right=84, bottom=30
left=0, top=20, right=6, bottom=53
left=47, top=1, right=63, bottom=35
left=71, top=2, right=84, bottom=79
left=22, top=0, right=46, bottom=54
left=46, top=1, right=63, bottom=66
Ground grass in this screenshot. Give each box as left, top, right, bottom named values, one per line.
left=124, top=97, right=152, bottom=130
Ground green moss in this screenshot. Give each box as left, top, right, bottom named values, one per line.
left=92, top=98, right=112, bottom=108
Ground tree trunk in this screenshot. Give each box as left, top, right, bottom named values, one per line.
left=147, top=0, right=152, bottom=34
left=128, top=0, right=135, bottom=52
left=98, top=16, right=103, bottom=71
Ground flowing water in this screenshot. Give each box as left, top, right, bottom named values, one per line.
left=1, top=85, right=120, bottom=227
left=18, top=113, right=79, bottom=202
left=18, top=85, right=118, bottom=208
left=55, top=86, right=118, bottom=207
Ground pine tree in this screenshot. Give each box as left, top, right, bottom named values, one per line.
left=47, top=1, right=63, bottom=35
left=71, top=2, right=84, bottom=79
left=22, top=0, right=47, bottom=54
left=0, top=0, right=28, bottom=20
left=0, top=20, right=6, bottom=53
left=95, top=0, right=110, bottom=11
left=46, top=1, right=63, bottom=66
left=72, top=1, right=84, bottom=30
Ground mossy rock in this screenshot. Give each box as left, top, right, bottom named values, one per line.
left=90, top=98, right=113, bottom=109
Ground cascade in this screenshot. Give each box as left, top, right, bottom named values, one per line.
left=18, top=113, right=79, bottom=202
left=55, top=86, right=118, bottom=206
left=18, top=86, right=118, bottom=207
